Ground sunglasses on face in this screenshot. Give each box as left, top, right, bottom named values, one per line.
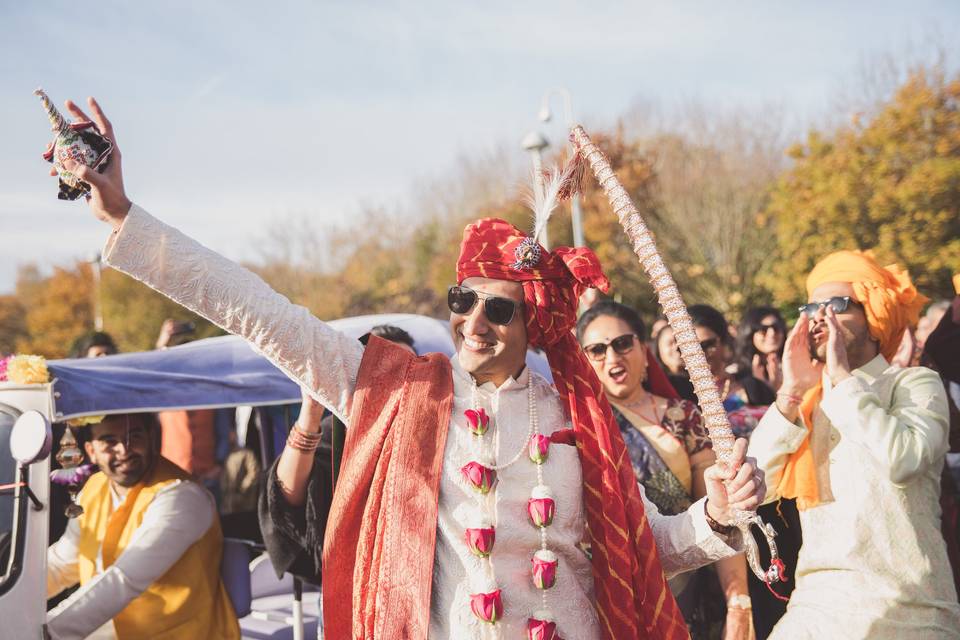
left=447, top=285, right=521, bottom=326
left=582, top=333, right=638, bottom=361
left=699, top=337, right=719, bottom=352
left=797, top=296, right=863, bottom=317
left=755, top=323, right=784, bottom=335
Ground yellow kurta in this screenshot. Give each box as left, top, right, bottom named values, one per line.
left=749, top=356, right=960, bottom=639
left=78, top=458, right=240, bottom=640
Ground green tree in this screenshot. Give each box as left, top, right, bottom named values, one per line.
left=763, top=66, right=960, bottom=306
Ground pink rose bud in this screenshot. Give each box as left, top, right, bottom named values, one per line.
left=465, top=526, right=496, bottom=557
left=531, top=549, right=559, bottom=589
left=464, top=408, right=490, bottom=436
left=461, top=461, right=496, bottom=494
left=469, top=589, right=503, bottom=623
left=526, top=614, right=559, bottom=640
left=528, top=433, right=550, bottom=464
left=527, top=485, right=555, bottom=527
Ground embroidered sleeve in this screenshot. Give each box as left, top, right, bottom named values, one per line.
left=641, top=489, right=742, bottom=579
left=102, top=205, right=363, bottom=422
left=663, top=399, right=712, bottom=456
left=821, top=367, right=950, bottom=485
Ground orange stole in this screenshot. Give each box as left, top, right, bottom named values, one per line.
left=321, top=336, right=453, bottom=639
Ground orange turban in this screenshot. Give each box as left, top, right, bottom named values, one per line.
left=780, top=250, right=929, bottom=510
left=805, top=250, right=928, bottom=360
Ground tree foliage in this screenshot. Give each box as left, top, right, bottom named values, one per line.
left=5, top=64, right=956, bottom=352
left=10, top=261, right=219, bottom=358
left=762, top=67, right=960, bottom=305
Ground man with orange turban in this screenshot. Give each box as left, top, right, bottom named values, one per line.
left=50, top=97, right=769, bottom=640
left=748, top=250, right=960, bottom=639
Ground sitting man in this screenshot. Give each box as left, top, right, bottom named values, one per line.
left=45, top=413, right=239, bottom=640
left=748, top=251, right=960, bottom=638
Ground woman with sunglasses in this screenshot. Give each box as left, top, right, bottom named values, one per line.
left=735, top=307, right=787, bottom=396
left=578, top=301, right=753, bottom=640
left=690, top=305, right=776, bottom=413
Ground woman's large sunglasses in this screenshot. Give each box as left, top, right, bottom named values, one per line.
left=797, top=296, right=863, bottom=317
left=447, top=285, right=521, bottom=326
left=582, top=333, right=638, bottom=361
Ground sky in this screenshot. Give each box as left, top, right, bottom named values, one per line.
left=1, top=1, right=958, bottom=294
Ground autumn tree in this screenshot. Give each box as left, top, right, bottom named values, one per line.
left=576, top=111, right=785, bottom=319
left=0, top=295, right=27, bottom=355
left=762, top=66, right=960, bottom=306
left=99, top=268, right=220, bottom=352
left=9, top=260, right=219, bottom=358
left=16, top=262, right=95, bottom=358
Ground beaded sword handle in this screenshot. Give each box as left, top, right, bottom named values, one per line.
left=569, top=125, right=781, bottom=584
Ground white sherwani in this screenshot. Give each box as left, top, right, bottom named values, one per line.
left=749, top=356, right=960, bottom=639
left=103, top=205, right=741, bottom=639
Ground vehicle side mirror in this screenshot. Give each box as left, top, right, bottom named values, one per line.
left=10, top=411, right=52, bottom=466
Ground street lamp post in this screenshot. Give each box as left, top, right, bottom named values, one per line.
left=89, top=252, right=103, bottom=331
left=539, top=88, right=585, bottom=248
left=521, top=130, right=550, bottom=249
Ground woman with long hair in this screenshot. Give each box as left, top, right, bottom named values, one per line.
left=735, top=307, right=786, bottom=395
left=689, top=305, right=775, bottom=410
left=578, top=301, right=753, bottom=640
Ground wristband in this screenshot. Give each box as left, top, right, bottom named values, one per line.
left=776, top=391, right=803, bottom=405
left=703, top=499, right=735, bottom=536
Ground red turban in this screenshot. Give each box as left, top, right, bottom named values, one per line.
left=457, top=218, right=688, bottom=640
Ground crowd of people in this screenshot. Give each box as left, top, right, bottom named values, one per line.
left=29, top=95, right=960, bottom=640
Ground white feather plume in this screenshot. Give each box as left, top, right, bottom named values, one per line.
left=523, top=165, right=569, bottom=244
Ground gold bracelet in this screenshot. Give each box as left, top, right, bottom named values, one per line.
left=286, top=422, right=323, bottom=452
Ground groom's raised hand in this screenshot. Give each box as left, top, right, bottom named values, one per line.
left=51, top=97, right=131, bottom=229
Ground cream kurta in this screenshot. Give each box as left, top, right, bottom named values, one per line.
left=104, top=205, right=742, bottom=639
left=749, top=355, right=960, bottom=639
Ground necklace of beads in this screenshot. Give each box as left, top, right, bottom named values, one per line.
left=460, top=379, right=560, bottom=640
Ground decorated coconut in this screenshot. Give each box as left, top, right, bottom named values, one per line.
left=34, top=88, right=113, bottom=201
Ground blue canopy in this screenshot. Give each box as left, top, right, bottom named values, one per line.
left=47, top=313, right=552, bottom=421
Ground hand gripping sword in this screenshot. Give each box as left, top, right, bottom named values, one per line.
left=569, top=125, right=783, bottom=584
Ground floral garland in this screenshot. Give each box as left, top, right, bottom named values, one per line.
left=0, top=354, right=50, bottom=385
left=459, top=382, right=563, bottom=640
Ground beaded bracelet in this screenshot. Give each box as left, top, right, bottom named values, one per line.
left=286, top=423, right=323, bottom=452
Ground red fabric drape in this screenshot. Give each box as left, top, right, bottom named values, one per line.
left=321, top=338, right=454, bottom=639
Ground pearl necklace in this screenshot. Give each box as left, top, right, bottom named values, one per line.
left=460, top=379, right=560, bottom=640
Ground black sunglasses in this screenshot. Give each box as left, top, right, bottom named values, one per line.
left=582, top=333, right=638, bottom=361
left=699, top=337, right=719, bottom=352
left=755, top=322, right=784, bottom=335
left=448, top=285, right=521, bottom=326
left=797, top=296, right=863, bottom=317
